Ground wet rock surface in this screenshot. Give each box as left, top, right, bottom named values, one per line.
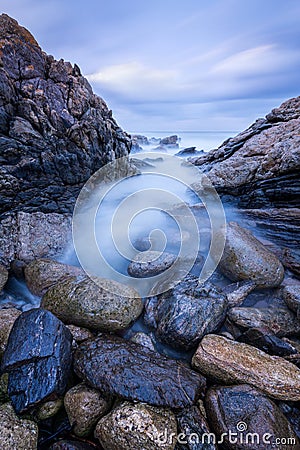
left=25, top=258, right=83, bottom=296
left=205, top=384, right=299, bottom=449
left=0, top=265, right=8, bottom=290
left=64, top=383, right=110, bottom=437
left=95, top=401, right=177, bottom=450
left=0, top=307, right=21, bottom=355
left=217, top=222, right=284, bottom=288
left=192, top=334, right=300, bottom=401
left=1, top=308, right=73, bottom=413
left=237, top=327, right=299, bottom=357
left=145, top=276, right=227, bottom=350
left=49, top=441, right=98, bottom=450
left=74, top=334, right=206, bottom=409
left=0, top=402, right=38, bottom=449
left=283, top=284, right=300, bottom=314
left=0, top=14, right=130, bottom=218
left=228, top=303, right=300, bottom=337
left=175, top=405, right=217, bottom=450
left=41, top=275, right=143, bottom=331
left=128, top=250, right=176, bottom=278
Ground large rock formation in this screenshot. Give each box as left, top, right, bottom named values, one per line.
left=191, top=96, right=300, bottom=276
left=0, top=14, right=132, bottom=265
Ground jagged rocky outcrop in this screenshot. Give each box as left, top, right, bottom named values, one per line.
left=0, top=14, right=131, bottom=217
left=191, top=97, right=300, bottom=276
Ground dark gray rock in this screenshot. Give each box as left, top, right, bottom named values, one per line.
left=237, top=327, right=299, bottom=357
left=283, top=284, right=300, bottom=314
left=176, top=147, right=204, bottom=157
left=49, top=441, right=97, bottom=450
left=205, top=384, right=299, bottom=449
left=160, top=135, right=179, bottom=147
left=144, top=275, right=227, bottom=350
left=0, top=14, right=130, bottom=218
left=228, top=304, right=300, bottom=337
left=74, top=334, right=206, bottom=409
left=128, top=250, right=176, bottom=278
left=175, top=406, right=217, bottom=450
left=1, top=308, right=72, bottom=413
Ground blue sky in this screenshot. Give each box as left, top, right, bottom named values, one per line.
left=1, top=0, right=300, bottom=132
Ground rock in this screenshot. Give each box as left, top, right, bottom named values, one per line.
left=278, top=402, right=300, bottom=440
left=0, top=265, right=8, bottom=291
left=0, top=308, right=21, bottom=355
left=160, top=135, right=179, bottom=147
left=175, top=147, right=204, bottom=157
left=131, top=134, right=149, bottom=146
left=74, top=334, right=206, bottom=409
left=128, top=251, right=176, bottom=278
left=130, top=332, right=155, bottom=351
left=227, top=304, right=300, bottom=337
left=24, top=258, right=83, bottom=296
left=0, top=403, right=38, bottom=449
left=205, top=384, right=299, bottom=449
left=35, top=398, right=63, bottom=421
left=0, top=211, right=72, bottom=267
left=1, top=308, right=73, bottom=413
left=66, top=324, right=94, bottom=344
left=283, top=284, right=300, bottom=314
left=9, top=259, right=27, bottom=279
left=222, top=280, right=256, bottom=307
left=175, top=406, right=217, bottom=450
left=50, top=441, right=97, bottom=450
left=0, top=14, right=130, bottom=218
left=41, top=276, right=143, bottom=331
left=144, top=276, right=227, bottom=350
left=192, top=334, right=300, bottom=401
left=237, top=327, right=299, bottom=357
left=95, top=401, right=177, bottom=450
left=216, top=222, right=284, bottom=288
left=64, top=383, right=110, bottom=437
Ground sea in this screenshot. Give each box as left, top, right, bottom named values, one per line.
left=128, top=130, right=239, bottom=153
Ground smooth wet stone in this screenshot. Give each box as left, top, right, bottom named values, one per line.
left=0, top=308, right=21, bottom=355
left=228, top=305, right=300, bottom=337
left=192, top=334, right=300, bottom=401
left=95, top=401, right=177, bottom=450
left=279, top=402, right=300, bottom=440
left=24, top=258, right=83, bottom=296
left=283, top=284, right=300, bottom=315
left=216, top=222, right=284, bottom=288
left=74, top=334, right=206, bottom=409
left=0, top=402, right=38, bottom=449
left=175, top=406, right=217, bottom=450
left=35, top=398, right=63, bottom=421
left=41, top=276, right=143, bottom=331
left=64, top=383, right=110, bottom=437
left=66, top=324, right=94, bottom=344
left=237, top=327, right=299, bottom=357
left=130, top=331, right=156, bottom=351
left=128, top=250, right=176, bottom=278
left=0, top=265, right=8, bottom=291
left=205, top=384, right=299, bottom=450
left=145, top=276, right=227, bottom=350
left=223, top=280, right=256, bottom=307
left=1, top=308, right=72, bottom=413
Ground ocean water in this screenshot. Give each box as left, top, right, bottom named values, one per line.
left=129, top=130, right=238, bottom=153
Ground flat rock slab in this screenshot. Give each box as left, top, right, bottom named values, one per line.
left=192, top=334, right=300, bottom=401
left=74, top=334, right=206, bottom=409
left=1, top=308, right=72, bottom=413
left=206, top=384, right=299, bottom=449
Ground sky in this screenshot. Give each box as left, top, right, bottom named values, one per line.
left=1, top=0, right=300, bottom=133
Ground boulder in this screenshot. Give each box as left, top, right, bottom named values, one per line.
left=74, top=334, right=206, bottom=409
left=1, top=308, right=73, bottom=413
left=144, top=276, right=227, bottom=350
left=64, top=383, right=110, bottom=437
left=41, top=276, right=143, bottom=331
left=160, top=135, right=179, bottom=147
left=0, top=403, right=38, bottom=449
left=282, top=284, right=300, bottom=314
left=128, top=250, right=176, bottom=278
left=192, top=334, right=300, bottom=401
left=0, top=14, right=130, bottom=218
left=216, top=222, right=284, bottom=288
left=24, top=258, right=83, bottom=296
left=206, top=384, right=299, bottom=449
left=175, top=406, right=217, bottom=450
left=95, top=401, right=177, bottom=450
left=227, top=304, right=300, bottom=337
left=0, top=308, right=22, bottom=355
left=237, top=327, right=299, bottom=357
left=0, top=265, right=8, bottom=291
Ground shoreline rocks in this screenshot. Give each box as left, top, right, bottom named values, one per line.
left=192, top=334, right=300, bottom=401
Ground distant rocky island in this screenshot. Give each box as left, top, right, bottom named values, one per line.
left=0, top=13, right=300, bottom=450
